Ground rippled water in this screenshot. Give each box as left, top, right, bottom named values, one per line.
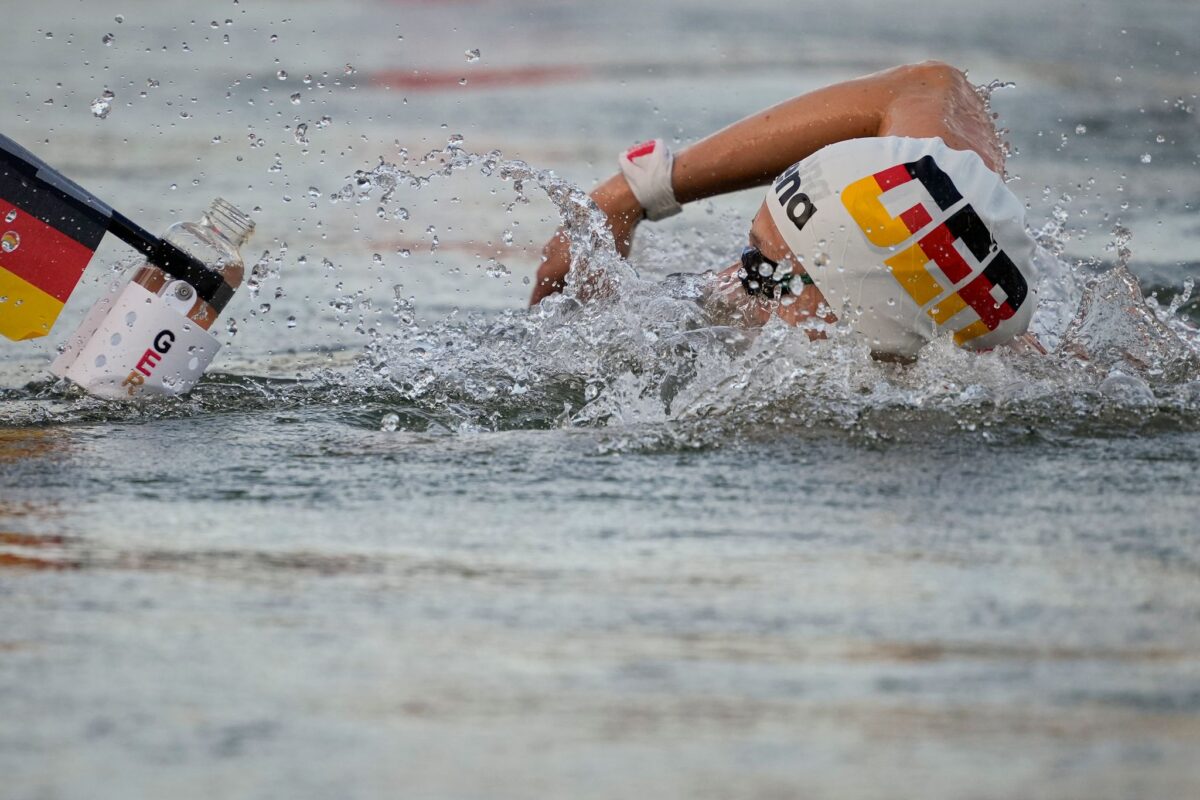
left=3, top=1, right=1200, bottom=798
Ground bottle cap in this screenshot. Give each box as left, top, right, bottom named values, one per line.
left=204, top=198, right=254, bottom=248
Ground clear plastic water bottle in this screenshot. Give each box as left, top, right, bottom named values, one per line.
left=50, top=199, right=255, bottom=398
left=132, top=198, right=254, bottom=330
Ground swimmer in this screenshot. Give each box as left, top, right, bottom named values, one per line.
left=531, top=61, right=1058, bottom=359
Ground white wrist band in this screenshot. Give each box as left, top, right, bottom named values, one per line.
left=618, top=139, right=682, bottom=221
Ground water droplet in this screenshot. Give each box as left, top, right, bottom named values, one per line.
left=380, top=413, right=400, bottom=432
left=0, top=231, right=19, bottom=253
left=344, top=63, right=356, bottom=75
left=1140, top=153, right=1152, bottom=164
left=258, top=303, right=271, bottom=314
left=286, top=315, right=297, bottom=328
left=44, top=31, right=53, bottom=39
left=1156, top=134, right=1166, bottom=143
left=101, top=32, right=115, bottom=46
left=90, top=89, right=115, bottom=119
left=289, top=92, right=301, bottom=104
left=4, top=210, right=16, bottom=223
left=114, top=15, right=124, bottom=23
left=211, top=135, right=222, bottom=144
left=306, top=186, right=320, bottom=198
left=465, top=48, right=480, bottom=62
left=316, top=114, right=332, bottom=128
left=294, top=123, right=308, bottom=144
left=1075, top=124, right=1087, bottom=135
left=276, top=69, right=288, bottom=80
left=269, top=34, right=278, bottom=43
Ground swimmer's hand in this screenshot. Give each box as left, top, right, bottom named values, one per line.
left=529, top=175, right=642, bottom=305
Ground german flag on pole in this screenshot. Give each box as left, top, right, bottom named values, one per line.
left=0, top=134, right=110, bottom=341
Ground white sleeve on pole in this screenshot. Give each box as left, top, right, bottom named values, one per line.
left=50, top=280, right=221, bottom=399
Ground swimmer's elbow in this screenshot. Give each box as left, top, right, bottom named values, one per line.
left=898, top=60, right=969, bottom=92
left=880, top=60, right=987, bottom=143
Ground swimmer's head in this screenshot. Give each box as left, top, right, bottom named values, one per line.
left=759, top=136, right=1038, bottom=357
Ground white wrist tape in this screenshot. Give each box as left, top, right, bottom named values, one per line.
left=618, top=139, right=682, bottom=221
left=50, top=280, right=221, bottom=399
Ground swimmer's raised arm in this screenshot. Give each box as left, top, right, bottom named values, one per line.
left=531, top=60, right=1000, bottom=305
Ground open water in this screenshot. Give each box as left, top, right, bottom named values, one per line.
left=2, top=1, right=1199, bottom=798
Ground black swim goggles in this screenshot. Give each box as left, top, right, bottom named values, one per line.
left=739, top=246, right=813, bottom=297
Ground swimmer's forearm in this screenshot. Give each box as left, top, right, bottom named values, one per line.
left=669, top=62, right=958, bottom=203
left=596, top=62, right=981, bottom=217
left=670, top=80, right=885, bottom=202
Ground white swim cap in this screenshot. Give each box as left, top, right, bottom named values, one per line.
left=763, top=136, right=1037, bottom=356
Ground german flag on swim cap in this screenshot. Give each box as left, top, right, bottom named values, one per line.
left=0, top=133, right=111, bottom=341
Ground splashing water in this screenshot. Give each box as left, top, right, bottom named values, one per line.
left=4, top=140, right=1199, bottom=447
left=974, top=79, right=1019, bottom=172
left=318, top=141, right=1200, bottom=447
left=1059, top=225, right=1200, bottom=381
left=90, top=89, right=115, bottom=119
